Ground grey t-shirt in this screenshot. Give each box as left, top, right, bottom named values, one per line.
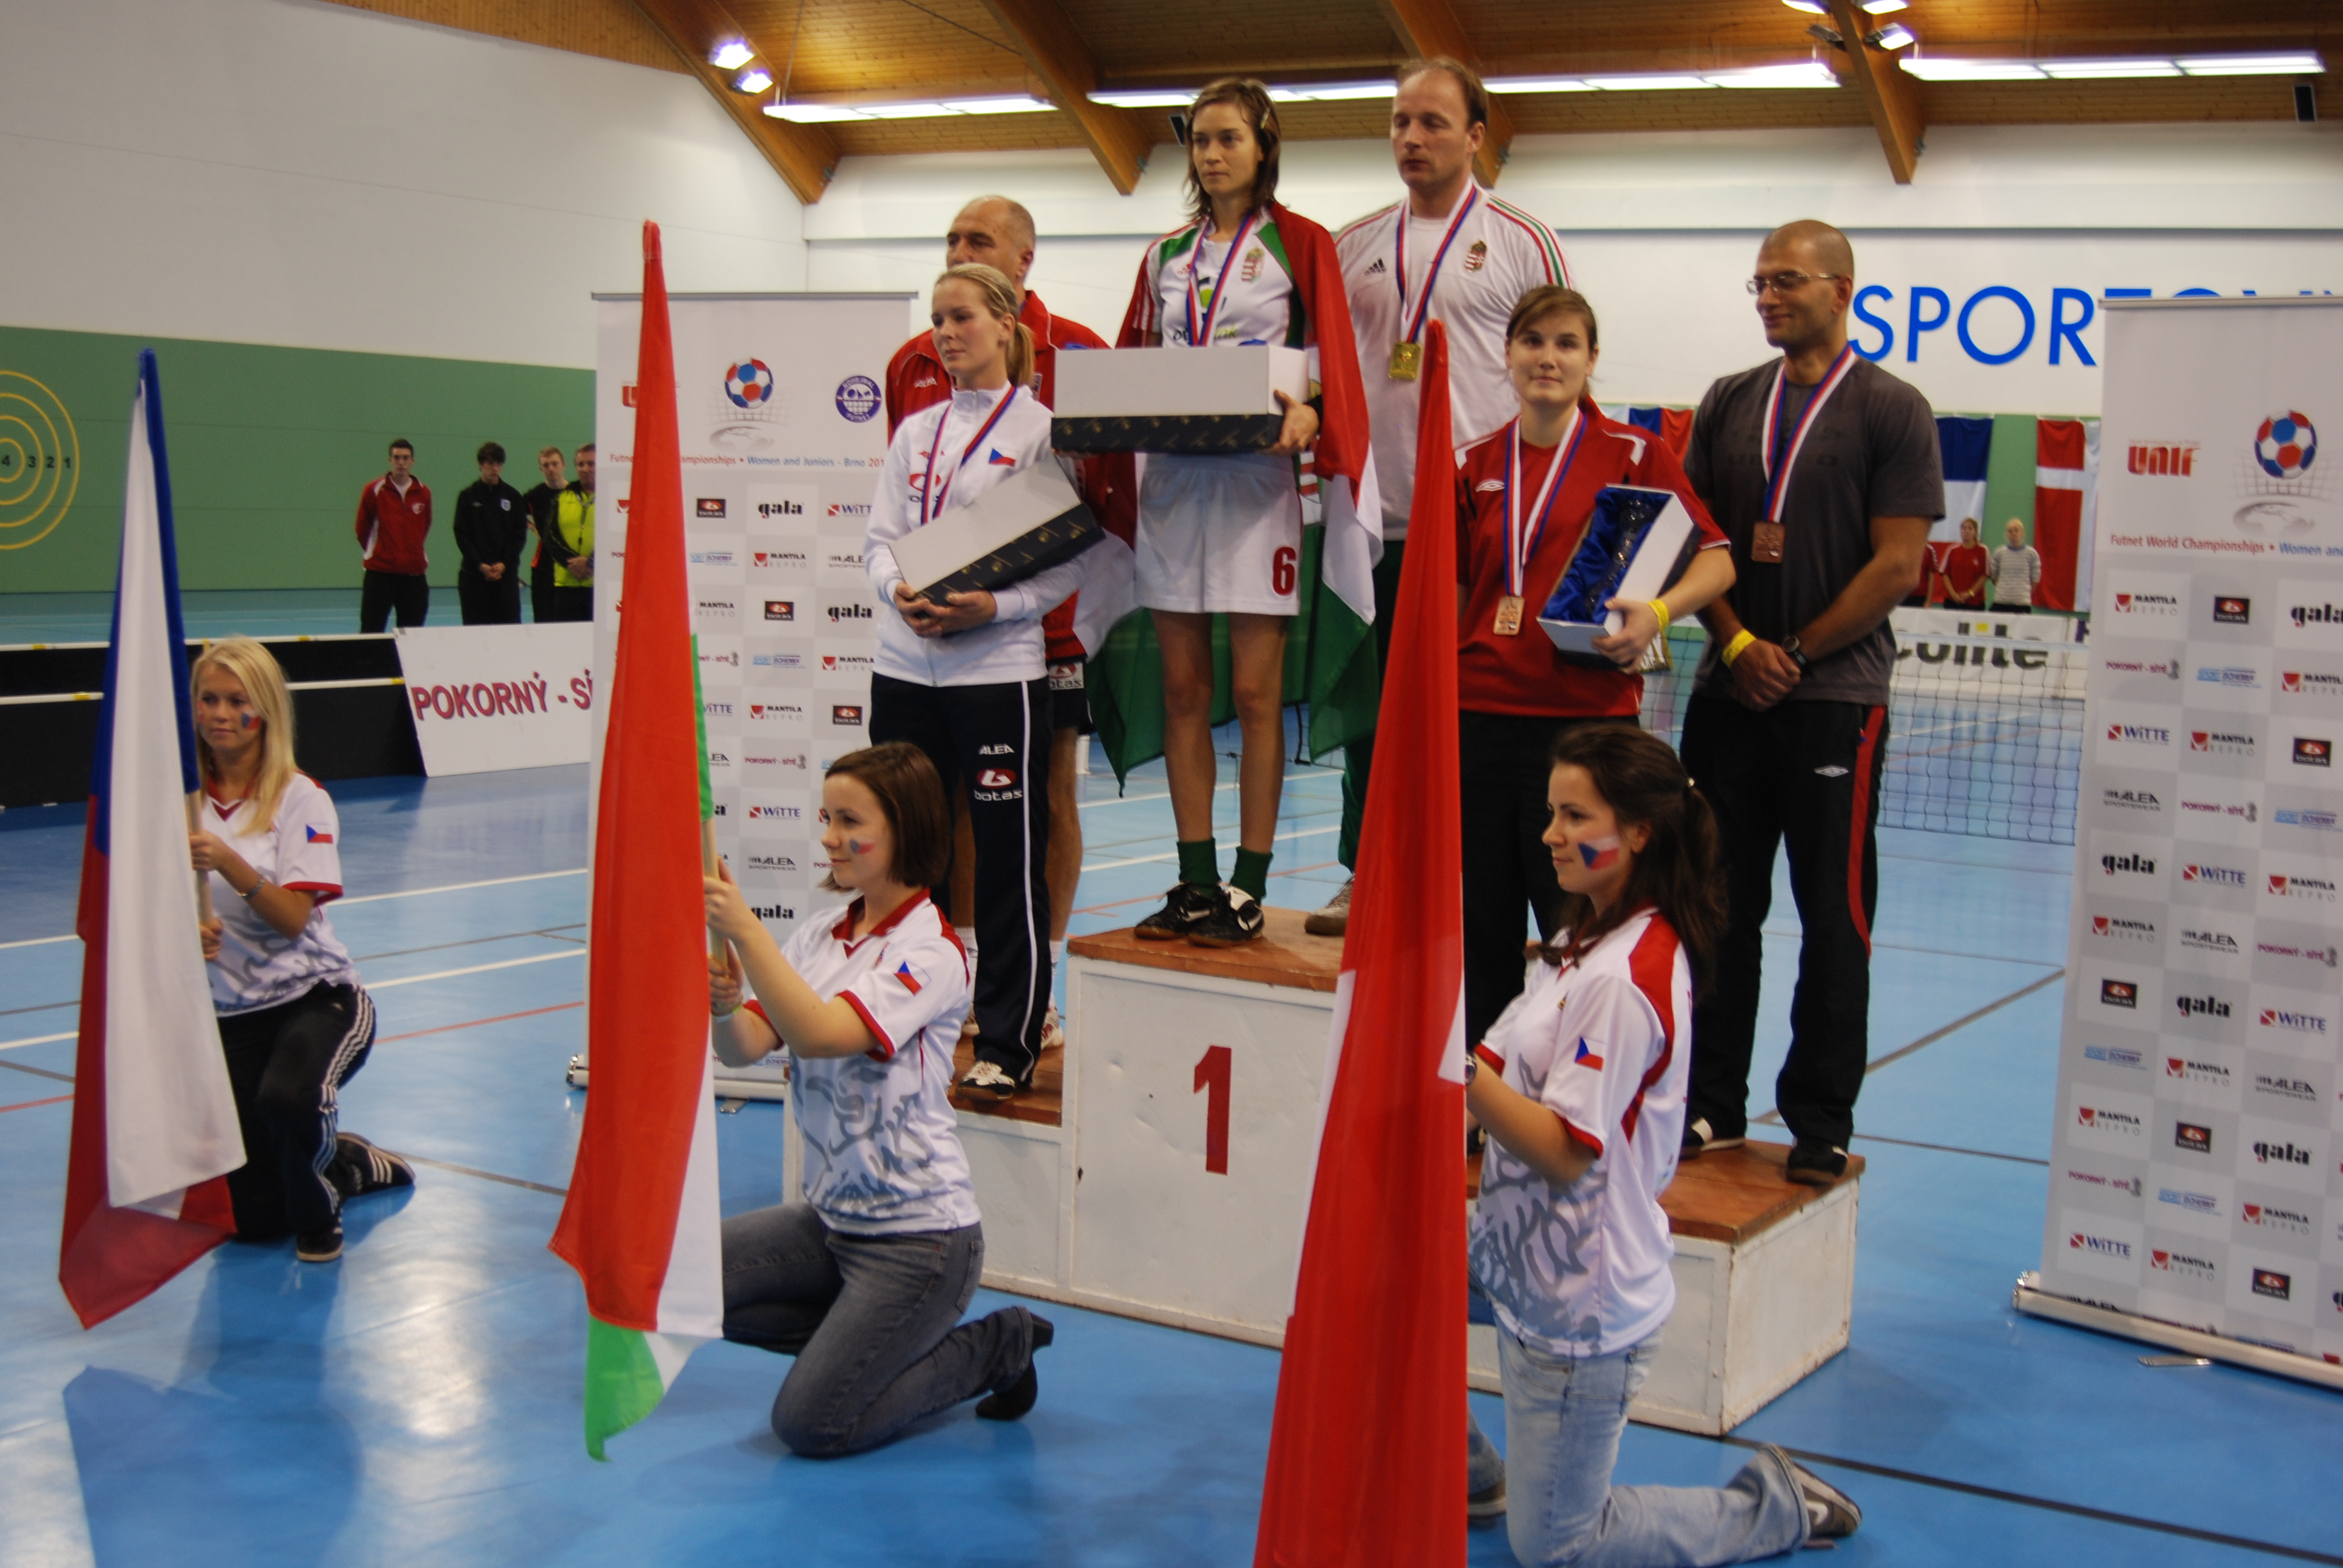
left=1685, top=355, right=1942, bottom=706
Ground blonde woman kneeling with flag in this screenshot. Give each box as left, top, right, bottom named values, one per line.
left=703, top=742, right=1051, bottom=1456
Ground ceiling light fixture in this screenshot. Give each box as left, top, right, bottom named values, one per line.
left=1265, top=81, right=1397, bottom=101
left=710, top=41, right=755, bottom=71
left=1869, top=23, right=1917, bottom=50
left=2176, top=52, right=2324, bottom=76
left=764, top=94, right=1054, bottom=123
left=733, top=67, right=774, bottom=93
left=2039, top=58, right=2180, bottom=79
left=1861, top=0, right=1910, bottom=11
left=1709, top=62, right=1841, bottom=88
left=1478, top=76, right=1599, bottom=93
left=1090, top=89, right=1198, bottom=108
left=1487, top=62, right=1841, bottom=93
left=1780, top=0, right=1827, bottom=12
left=1901, top=50, right=2324, bottom=82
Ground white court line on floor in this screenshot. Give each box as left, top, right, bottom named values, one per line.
left=1083, top=822, right=1341, bottom=872
left=0, top=1031, right=74, bottom=1052
left=367, top=949, right=585, bottom=989
left=0, top=934, right=77, bottom=952
left=339, top=867, right=586, bottom=905
left=1080, top=769, right=1340, bottom=811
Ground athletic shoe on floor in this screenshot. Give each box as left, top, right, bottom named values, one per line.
left=1785, top=1140, right=1849, bottom=1186
left=976, top=1311, right=1054, bottom=1422
left=1135, top=881, right=1219, bottom=941
left=1187, top=884, right=1265, bottom=948
left=332, top=1133, right=415, bottom=1200
left=1680, top=1117, right=1745, bottom=1161
left=1303, top=877, right=1352, bottom=937
left=1467, top=1474, right=1507, bottom=1521
left=296, top=1223, right=344, bottom=1263
left=959, top=1060, right=1020, bottom=1099
left=1762, top=1445, right=1861, bottom=1539
left=1040, top=1002, right=1065, bottom=1054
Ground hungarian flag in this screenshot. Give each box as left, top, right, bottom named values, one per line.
left=548, top=222, right=724, bottom=1460
left=2034, top=419, right=2099, bottom=613
left=1254, top=321, right=1465, bottom=1568
left=59, top=350, right=246, bottom=1328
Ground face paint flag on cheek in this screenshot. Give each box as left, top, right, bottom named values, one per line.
left=1578, top=834, right=1622, bottom=871
left=847, top=839, right=873, bottom=858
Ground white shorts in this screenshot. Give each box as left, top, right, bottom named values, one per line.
left=1135, top=452, right=1303, bottom=616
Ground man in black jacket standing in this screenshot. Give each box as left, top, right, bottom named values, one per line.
left=454, top=442, right=529, bottom=625
left=520, top=445, right=568, bottom=625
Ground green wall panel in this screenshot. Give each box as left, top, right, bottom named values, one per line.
left=1980, top=412, right=2038, bottom=540
left=0, top=324, right=590, bottom=593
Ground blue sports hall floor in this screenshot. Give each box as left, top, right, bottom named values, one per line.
left=3, top=618, right=2341, bottom=1564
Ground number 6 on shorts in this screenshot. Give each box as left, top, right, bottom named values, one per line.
left=1271, top=546, right=1297, bottom=598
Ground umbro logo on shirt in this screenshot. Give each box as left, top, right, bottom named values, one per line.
left=1476, top=479, right=1506, bottom=492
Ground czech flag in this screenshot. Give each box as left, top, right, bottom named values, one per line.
left=59, top=350, right=246, bottom=1329
left=987, top=448, right=1017, bottom=467
left=548, top=223, right=725, bottom=1460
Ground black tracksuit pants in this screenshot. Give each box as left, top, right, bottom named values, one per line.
left=1679, top=691, right=1888, bottom=1149
left=871, top=673, right=1052, bottom=1084
left=359, top=571, right=429, bottom=632
left=457, top=569, right=522, bottom=624
left=1460, top=710, right=1610, bottom=1051
left=216, top=981, right=377, bottom=1239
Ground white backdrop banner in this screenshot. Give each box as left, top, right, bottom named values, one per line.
left=2039, top=298, right=2343, bottom=1367
left=592, top=292, right=911, bottom=951
left=393, top=623, right=593, bottom=776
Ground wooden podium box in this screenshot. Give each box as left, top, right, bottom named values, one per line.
left=945, top=908, right=1862, bottom=1431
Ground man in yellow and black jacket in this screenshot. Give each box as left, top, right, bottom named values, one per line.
left=543, top=443, right=595, bottom=622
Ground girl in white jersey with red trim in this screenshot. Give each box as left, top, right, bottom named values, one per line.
left=1462, top=724, right=1858, bottom=1563
left=703, top=743, right=1052, bottom=1456
left=865, top=263, right=1095, bottom=1099
left=187, top=638, right=411, bottom=1265
left=1453, top=284, right=1735, bottom=1054
left=1117, top=77, right=1378, bottom=947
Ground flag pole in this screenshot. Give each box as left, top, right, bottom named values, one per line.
left=185, top=794, right=213, bottom=923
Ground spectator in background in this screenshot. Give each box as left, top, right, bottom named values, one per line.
left=542, top=443, right=595, bottom=622
left=1939, top=516, right=1989, bottom=608
left=522, top=445, right=568, bottom=624
left=1988, top=517, right=2041, bottom=613
left=453, top=442, right=528, bottom=625
left=356, top=439, right=432, bottom=633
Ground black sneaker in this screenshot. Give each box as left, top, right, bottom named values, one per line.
left=332, top=1133, right=416, bottom=1199
left=1467, top=1473, right=1507, bottom=1521
left=296, top=1223, right=344, bottom=1263
left=1187, top=885, right=1265, bottom=948
left=1785, top=1140, right=1850, bottom=1186
left=1681, top=1117, right=1746, bottom=1161
left=1761, top=1445, right=1861, bottom=1539
left=976, top=1310, right=1054, bottom=1421
left=1136, top=881, right=1219, bottom=941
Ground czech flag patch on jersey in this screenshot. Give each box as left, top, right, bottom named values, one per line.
left=894, top=961, right=924, bottom=995
left=1571, top=1037, right=1605, bottom=1071
left=306, top=825, right=335, bottom=843
left=986, top=448, right=1017, bottom=467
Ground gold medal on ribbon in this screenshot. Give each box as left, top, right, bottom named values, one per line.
left=1388, top=341, right=1422, bottom=381
left=1493, top=594, right=1525, bottom=636
left=1751, top=521, right=1786, bottom=564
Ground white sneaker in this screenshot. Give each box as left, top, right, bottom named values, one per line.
left=1040, top=1002, right=1065, bottom=1053
left=1304, top=877, right=1353, bottom=937
left=958, top=1060, right=1020, bottom=1098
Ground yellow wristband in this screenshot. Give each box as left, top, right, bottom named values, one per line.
left=1720, top=629, right=1757, bottom=667
left=1648, top=599, right=1671, bottom=636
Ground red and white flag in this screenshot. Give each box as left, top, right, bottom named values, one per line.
left=59, top=349, right=245, bottom=1329
left=547, top=223, right=725, bottom=1460
left=2034, top=418, right=2100, bottom=612
left=1255, top=322, right=1466, bottom=1568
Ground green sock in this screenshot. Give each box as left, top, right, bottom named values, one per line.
left=1231, top=846, right=1272, bottom=901
left=1176, top=838, right=1219, bottom=888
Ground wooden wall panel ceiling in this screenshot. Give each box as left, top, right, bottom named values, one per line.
left=316, top=0, right=686, bottom=71
left=726, top=0, right=1036, bottom=96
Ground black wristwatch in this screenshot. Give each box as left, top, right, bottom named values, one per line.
left=1464, top=1052, right=1480, bottom=1087
left=1778, top=634, right=1810, bottom=673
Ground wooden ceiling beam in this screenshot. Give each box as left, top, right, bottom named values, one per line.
left=1368, top=0, right=1513, bottom=186
left=1827, top=0, right=1924, bottom=185
left=971, top=0, right=1155, bottom=195
left=629, top=0, right=840, bottom=204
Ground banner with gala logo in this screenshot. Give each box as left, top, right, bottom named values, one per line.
left=395, top=622, right=594, bottom=776
left=2039, top=298, right=2343, bottom=1369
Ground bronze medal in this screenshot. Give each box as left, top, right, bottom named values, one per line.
left=1388, top=341, right=1422, bottom=381
left=1493, top=594, right=1525, bottom=636
left=1751, top=520, right=1786, bottom=564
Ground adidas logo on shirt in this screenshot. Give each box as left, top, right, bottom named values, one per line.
left=1365, top=258, right=1388, bottom=276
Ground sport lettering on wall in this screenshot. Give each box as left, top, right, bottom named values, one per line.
left=2036, top=297, right=2343, bottom=1376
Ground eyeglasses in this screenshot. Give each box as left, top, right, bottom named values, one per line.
left=1747, top=272, right=1844, bottom=296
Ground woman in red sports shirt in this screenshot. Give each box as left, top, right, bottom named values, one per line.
left=1453, top=284, right=1734, bottom=1050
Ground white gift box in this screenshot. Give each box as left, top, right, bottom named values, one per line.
left=1050, top=345, right=1310, bottom=453
left=885, top=461, right=1098, bottom=602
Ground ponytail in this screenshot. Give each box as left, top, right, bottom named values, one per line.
left=1007, top=321, right=1037, bottom=393
left=1541, top=724, right=1727, bottom=993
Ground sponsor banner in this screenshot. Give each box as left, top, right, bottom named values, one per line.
left=1888, top=605, right=2088, bottom=700
left=2044, top=299, right=2343, bottom=1364
left=594, top=291, right=903, bottom=963
left=393, top=622, right=594, bottom=776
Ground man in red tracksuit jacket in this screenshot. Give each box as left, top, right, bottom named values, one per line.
left=885, top=194, right=1135, bottom=1054
left=356, top=437, right=433, bottom=632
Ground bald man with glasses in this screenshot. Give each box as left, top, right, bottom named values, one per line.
left=1679, top=220, right=1942, bottom=1186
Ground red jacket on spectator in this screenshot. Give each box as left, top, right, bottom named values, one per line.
left=885, top=290, right=1135, bottom=662
left=356, top=474, right=432, bottom=575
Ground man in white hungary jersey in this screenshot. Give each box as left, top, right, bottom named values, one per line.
left=1315, top=56, right=1571, bottom=937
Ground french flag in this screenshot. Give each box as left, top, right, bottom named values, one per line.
left=59, top=350, right=246, bottom=1329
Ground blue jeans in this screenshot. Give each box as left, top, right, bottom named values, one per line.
left=1481, top=1328, right=1807, bottom=1567
left=721, top=1201, right=1038, bottom=1457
